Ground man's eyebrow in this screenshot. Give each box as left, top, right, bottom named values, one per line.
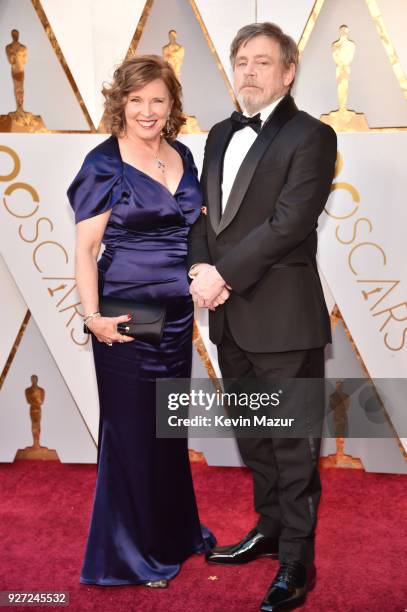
left=236, top=53, right=272, bottom=60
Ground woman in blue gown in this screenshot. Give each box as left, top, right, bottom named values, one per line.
left=67, top=55, right=215, bottom=588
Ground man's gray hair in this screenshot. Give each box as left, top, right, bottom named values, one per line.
left=230, top=22, right=299, bottom=73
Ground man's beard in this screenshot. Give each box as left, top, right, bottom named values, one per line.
left=237, top=80, right=269, bottom=114
left=237, top=87, right=264, bottom=115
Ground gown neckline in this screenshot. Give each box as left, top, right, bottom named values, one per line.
left=116, top=137, right=187, bottom=199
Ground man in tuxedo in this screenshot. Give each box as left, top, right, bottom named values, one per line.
left=188, top=22, right=337, bottom=611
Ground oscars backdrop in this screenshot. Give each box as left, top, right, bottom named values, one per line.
left=0, top=0, right=406, bottom=473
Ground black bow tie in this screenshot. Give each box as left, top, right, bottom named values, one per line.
left=230, top=111, right=262, bottom=134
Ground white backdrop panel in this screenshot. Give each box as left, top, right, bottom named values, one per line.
left=293, top=0, right=407, bottom=127
left=0, top=255, right=27, bottom=374
left=0, top=0, right=89, bottom=130
left=319, top=133, right=407, bottom=379
left=41, top=0, right=146, bottom=128
left=194, top=0, right=255, bottom=84
left=377, top=0, right=407, bottom=80
left=0, top=134, right=102, bottom=439
left=0, top=315, right=96, bottom=463
left=257, top=0, right=315, bottom=42
left=319, top=133, right=407, bottom=449
left=136, top=0, right=235, bottom=130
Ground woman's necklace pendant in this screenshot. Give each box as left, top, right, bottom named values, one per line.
left=154, top=138, right=166, bottom=174
left=155, top=157, right=166, bottom=173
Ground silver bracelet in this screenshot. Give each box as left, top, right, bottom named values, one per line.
left=84, top=311, right=101, bottom=325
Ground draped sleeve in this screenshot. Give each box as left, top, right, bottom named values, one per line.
left=67, top=151, right=124, bottom=224
left=174, top=140, right=200, bottom=179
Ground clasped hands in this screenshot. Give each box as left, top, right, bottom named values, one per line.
left=189, top=263, right=231, bottom=310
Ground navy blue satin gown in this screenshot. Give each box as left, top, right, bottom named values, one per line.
left=67, top=135, right=214, bottom=586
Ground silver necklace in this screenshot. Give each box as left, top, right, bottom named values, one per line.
left=153, top=140, right=166, bottom=174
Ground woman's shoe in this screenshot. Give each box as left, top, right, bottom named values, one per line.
left=143, top=580, right=169, bottom=589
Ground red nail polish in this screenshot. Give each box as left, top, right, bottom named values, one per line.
left=127, top=314, right=132, bottom=319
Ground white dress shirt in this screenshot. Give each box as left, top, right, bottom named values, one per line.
left=221, top=97, right=284, bottom=214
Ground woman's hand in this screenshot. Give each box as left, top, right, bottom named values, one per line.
left=86, top=313, right=135, bottom=344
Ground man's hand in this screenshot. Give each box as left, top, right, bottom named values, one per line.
left=189, top=265, right=229, bottom=307
left=207, top=286, right=231, bottom=311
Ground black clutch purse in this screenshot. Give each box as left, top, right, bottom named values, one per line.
left=83, top=295, right=166, bottom=346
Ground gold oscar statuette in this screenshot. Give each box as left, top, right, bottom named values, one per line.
left=162, top=29, right=184, bottom=81
left=188, top=449, right=206, bottom=463
left=14, top=375, right=59, bottom=461
left=319, top=380, right=364, bottom=469
left=0, top=29, right=47, bottom=133
left=162, top=29, right=202, bottom=134
left=320, top=25, right=369, bottom=132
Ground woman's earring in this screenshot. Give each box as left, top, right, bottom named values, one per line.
left=164, top=116, right=171, bottom=135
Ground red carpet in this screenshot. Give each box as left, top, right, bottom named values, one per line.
left=0, top=460, right=406, bottom=611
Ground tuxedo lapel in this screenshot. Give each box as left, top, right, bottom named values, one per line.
left=205, top=121, right=234, bottom=234
left=217, top=95, right=298, bottom=236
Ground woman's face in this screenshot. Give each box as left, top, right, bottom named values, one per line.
left=123, top=78, right=172, bottom=141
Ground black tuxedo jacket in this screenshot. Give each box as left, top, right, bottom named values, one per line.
left=188, top=95, right=337, bottom=352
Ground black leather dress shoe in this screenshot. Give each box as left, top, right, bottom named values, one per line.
left=260, top=560, right=316, bottom=611
left=206, top=528, right=279, bottom=565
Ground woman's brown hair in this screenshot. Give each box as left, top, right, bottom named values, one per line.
left=102, top=54, right=186, bottom=140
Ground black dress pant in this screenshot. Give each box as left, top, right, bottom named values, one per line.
left=217, top=316, right=325, bottom=565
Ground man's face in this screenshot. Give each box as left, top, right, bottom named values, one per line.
left=233, top=35, right=295, bottom=115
